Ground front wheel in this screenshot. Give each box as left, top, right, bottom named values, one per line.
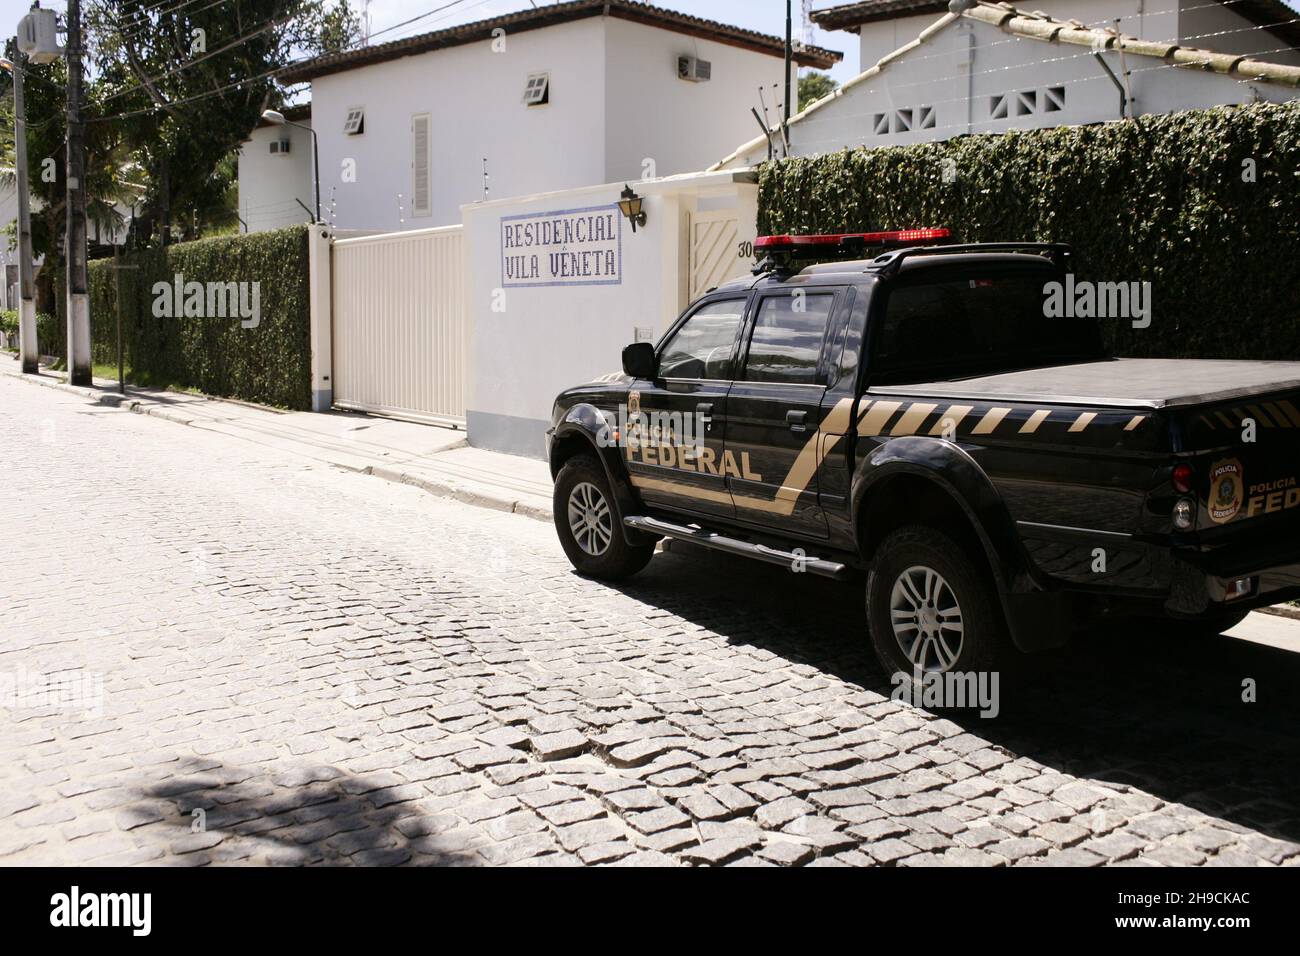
left=553, top=454, right=654, bottom=580
left=867, top=525, right=1013, bottom=684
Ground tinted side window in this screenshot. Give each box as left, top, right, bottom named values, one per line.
left=871, top=272, right=1104, bottom=384
left=743, top=293, right=835, bottom=385
left=658, top=299, right=745, bottom=380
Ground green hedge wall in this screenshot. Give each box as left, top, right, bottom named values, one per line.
left=55, top=225, right=312, bottom=409
left=758, top=101, right=1300, bottom=360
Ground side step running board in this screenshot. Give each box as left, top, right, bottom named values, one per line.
left=624, top=515, right=851, bottom=581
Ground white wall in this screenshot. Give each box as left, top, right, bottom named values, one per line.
left=736, top=12, right=1298, bottom=165
left=0, top=182, right=16, bottom=310
left=856, top=0, right=1176, bottom=67
left=309, top=15, right=799, bottom=233
left=312, top=18, right=609, bottom=231
left=237, top=120, right=317, bottom=233
left=603, top=17, right=794, bottom=183
left=461, top=172, right=758, bottom=457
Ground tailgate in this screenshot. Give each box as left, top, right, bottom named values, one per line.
left=1182, top=390, right=1300, bottom=531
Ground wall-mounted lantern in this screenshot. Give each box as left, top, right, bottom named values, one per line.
left=618, top=185, right=647, bottom=233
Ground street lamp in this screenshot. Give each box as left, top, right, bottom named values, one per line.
left=618, top=184, right=647, bottom=233
left=261, top=109, right=320, bottom=223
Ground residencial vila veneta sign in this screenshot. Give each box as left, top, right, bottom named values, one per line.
left=501, top=204, right=622, bottom=288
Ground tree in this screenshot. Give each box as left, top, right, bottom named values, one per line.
left=0, top=40, right=140, bottom=312
left=798, top=71, right=839, bottom=112
left=85, top=0, right=361, bottom=244
left=1, top=3, right=359, bottom=307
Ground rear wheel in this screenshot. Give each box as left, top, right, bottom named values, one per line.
left=867, top=525, right=1013, bottom=686
left=553, top=454, right=654, bottom=580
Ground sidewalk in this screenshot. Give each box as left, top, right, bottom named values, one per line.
left=0, top=354, right=555, bottom=521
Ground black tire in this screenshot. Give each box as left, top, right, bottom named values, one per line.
left=866, top=525, right=1015, bottom=687
left=553, top=454, right=654, bottom=580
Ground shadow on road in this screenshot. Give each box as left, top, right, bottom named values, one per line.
left=607, top=542, right=1300, bottom=847
left=127, top=758, right=477, bottom=866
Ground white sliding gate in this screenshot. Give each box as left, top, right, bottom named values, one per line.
left=332, top=225, right=466, bottom=425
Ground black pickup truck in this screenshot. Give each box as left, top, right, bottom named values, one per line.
left=545, top=233, right=1300, bottom=677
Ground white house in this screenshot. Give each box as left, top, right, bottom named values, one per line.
left=0, top=182, right=19, bottom=310
left=714, top=0, right=1300, bottom=166
left=259, top=0, right=838, bottom=232
left=236, top=104, right=317, bottom=233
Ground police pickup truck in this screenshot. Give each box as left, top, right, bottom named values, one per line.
left=545, top=230, right=1300, bottom=676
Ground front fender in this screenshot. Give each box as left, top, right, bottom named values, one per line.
left=852, top=436, right=1069, bottom=652
left=550, top=404, right=654, bottom=547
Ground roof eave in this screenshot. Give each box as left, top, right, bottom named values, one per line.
left=279, top=1, right=840, bottom=84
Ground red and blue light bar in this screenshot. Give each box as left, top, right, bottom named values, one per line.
left=755, top=228, right=951, bottom=252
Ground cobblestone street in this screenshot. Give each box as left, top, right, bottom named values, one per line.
left=2, top=375, right=1299, bottom=867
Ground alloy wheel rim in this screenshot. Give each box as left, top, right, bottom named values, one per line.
left=567, top=481, right=613, bottom=556
left=889, top=564, right=964, bottom=673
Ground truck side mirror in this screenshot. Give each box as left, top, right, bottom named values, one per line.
left=622, top=342, right=657, bottom=380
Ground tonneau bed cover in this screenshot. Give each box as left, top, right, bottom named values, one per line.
left=872, top=359, right=1300, bottom=410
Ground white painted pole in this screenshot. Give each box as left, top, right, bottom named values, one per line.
left=64, top=0, right=91, bottom=386
left=11, top=48, right=38, bottom=373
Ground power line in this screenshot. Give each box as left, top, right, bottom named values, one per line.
left=100, top=11, right=289, bottom=103
left=90, top=0, right=498, bottom=118
left=800, top=0, right=1292, bottom=88
left=86, top=52, right=300, bottom=121
left=92, top=0, right=237, bottom=45
left=365, top=0, right=472, bottom=43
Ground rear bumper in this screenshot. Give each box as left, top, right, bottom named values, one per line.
left=1015, top=519, right=1300, bottom=617
left=1167, top=529, right=1300, bottom=615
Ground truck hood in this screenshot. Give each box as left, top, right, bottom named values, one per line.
left=874, top=359, right=1300, bottom=410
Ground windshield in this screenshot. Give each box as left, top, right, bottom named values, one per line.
left=870, top=268, right=1105, bottom=385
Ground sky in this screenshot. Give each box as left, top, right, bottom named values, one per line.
left=5, top=0, right=1300, bottom=88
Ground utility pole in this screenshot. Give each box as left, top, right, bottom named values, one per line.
left=10, top=49, right=38, bottom=373
left=64, top=0, right=91, bottom=386
left=783, top=0, right=793, bottom=126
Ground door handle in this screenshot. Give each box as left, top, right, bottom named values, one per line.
left=786, top=410, right=808, bottom=433
left=696, top=403, right=714, bottom=432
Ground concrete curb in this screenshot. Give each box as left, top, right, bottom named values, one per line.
left=368, top=465, right=552, bottom=523
left=3, top=365, right=555, bottom=524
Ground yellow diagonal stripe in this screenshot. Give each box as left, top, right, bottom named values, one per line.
left=858, top=401, right=903, bottom=437
left=890, top=403, right=938, bottom=436
left=928, top=405, right=973, bottom=437
left=1276, top=400, right=1300, bottom=427
left=1247, top=404, right=1277, bottom=427
left=1068, top=412, right=1096, bottom=432
left=971, top=407, right=1012, bottom=435
left=1020, top=410, right=1050, bottom=434
left=1264, top=402, right=1295, bottom=429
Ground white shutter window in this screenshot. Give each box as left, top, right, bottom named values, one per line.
left=343, top=106, right=365, bottom=135
left=522, top=72, right=549, bottom=106
left=411, top=113, right=432, bottom=218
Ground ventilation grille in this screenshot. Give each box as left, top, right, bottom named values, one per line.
left=871, top=105, right=937, bottom=136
